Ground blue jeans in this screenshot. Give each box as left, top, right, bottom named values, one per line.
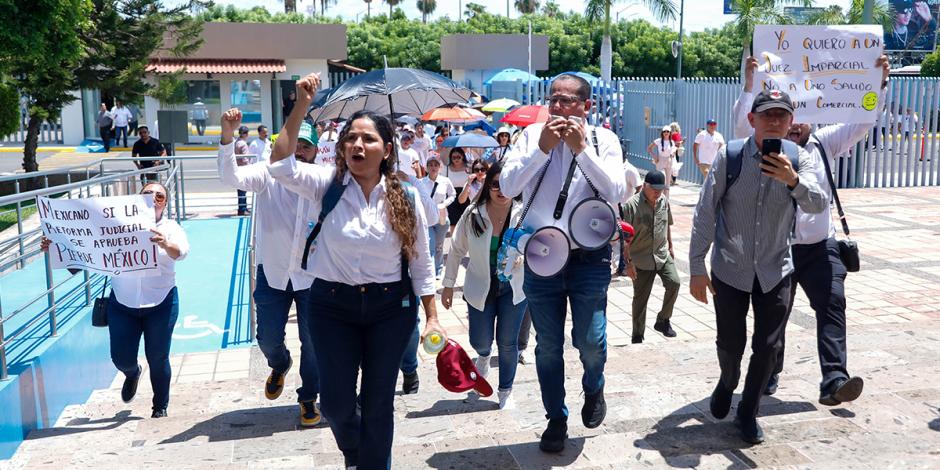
left=399, top=314, right=420, bottom=375
left=107, top=287, right=179, bottom=410
left=308, top=278, right=417, bottom=470
left=253, top=265, right=318, bottom=401
left=467, top=279, right=527, bottom=390
left=428, top=222, right=449, bottom=276
left=523, top=246, right=611, bottom=420
left=114, top=126, right=128, bottom=147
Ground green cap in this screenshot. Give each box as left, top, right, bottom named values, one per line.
left=299, top=121, right=319, bottom=145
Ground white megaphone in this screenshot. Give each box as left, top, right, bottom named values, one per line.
left=501, top=226, right=570, bottom=279
left=568, top=198, right=618, bottom=251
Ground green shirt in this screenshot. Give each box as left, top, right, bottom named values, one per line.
left=620, top=192, right=673, bottom=271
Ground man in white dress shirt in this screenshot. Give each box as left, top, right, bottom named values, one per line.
left=248, top=125, right=271, bottom=163
left=217, top=108, right=323, bottom=428
left=500, top=74, right=627, bottom=453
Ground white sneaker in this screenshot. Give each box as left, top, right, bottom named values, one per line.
left=517, top=349, right=534, bottom=365
left=474, top=354, right=490, bottom=378
left=497, top=388, right=515, bottom=410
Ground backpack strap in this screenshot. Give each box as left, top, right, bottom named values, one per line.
left=301, top=177, right=347, bottom=270
left=724, top=138, right=747, bottom=189
left=810, top=133, right=850, bottom=236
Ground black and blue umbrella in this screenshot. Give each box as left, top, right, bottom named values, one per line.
left=309, top=67, right=475, bottom=123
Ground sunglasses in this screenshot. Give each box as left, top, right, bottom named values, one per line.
left=489, top=181, right=501, bottom=191
left=142, top=190, right=167, bottom=202
left=548, top=94, right=582, bottom=106
left=473, top=168, right=486, bottom=173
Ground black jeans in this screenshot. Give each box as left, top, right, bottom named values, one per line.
left=237, top=190, right=247, bottom=213
left=713, top=275, right=791, bottom=419
left=774, top=238, right=849, bottom=391
left=99, top=126, right=111, bottom=152
left=308, top=278, right=417, bottom=470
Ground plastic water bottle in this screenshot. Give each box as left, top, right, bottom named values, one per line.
left=423, top=330, right=447, bottom=355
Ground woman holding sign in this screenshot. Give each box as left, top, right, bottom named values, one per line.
left=40, top=182, right=189, bottom=419
left=267, top=73, right=444, bottom=469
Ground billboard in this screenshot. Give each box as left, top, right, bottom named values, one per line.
left=724, top=0, right=733, bottom=15
left=783, top=7, right=826, bottom=24
left=884, top=0, right=938, bottom=52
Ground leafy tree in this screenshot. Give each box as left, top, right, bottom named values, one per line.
left=0, top=0, right=91, bottom=172
left=417, top=0, right=436, bottom=23
left=585, top=0, right=678, bottom=81
left=922, top=49, right=940, bottom=76
left=385, top=0, right=402, bottom=18
left=0, top=80, right=18, bottom=138
left=542, top=1, right=562, bottom=18
left=515, top=0, right=540, bottom=15
left=280, top=0, right=297, bottom=14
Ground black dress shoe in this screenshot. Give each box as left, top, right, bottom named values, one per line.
left=654, top=320, right=677, bottom=338
left=820, top=376, right=864, bottom=406
left=631, top=336, right=643, bottom=344
left=733, top=412, right=764, bottom=444
left=402, top=372, right=419, bottom=395
left=343, top=449, right=358, bottom=469
left=121, top=366, right=142, bottom=403
left=581, top=385, right=606, bottom=428
left=709, top=382, right=733, bottom=419
left=151, top=408, right=167, bottom=418
left=764, top=374, right=779, bottom=396
left=539, top=418, right=568, bottom=453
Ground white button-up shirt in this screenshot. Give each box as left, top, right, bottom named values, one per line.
left=218, top=142, right=317, bottom=291
left=416, top=175, right=456, bottom=226
left=110, top=106, right=133, bottom=127
left=269, top=156, right=436, bottom=297
left=500, top=123, right=627, bottom=246
left=248, top=137, right=270, bottom=163
left=111, top=216, right=189, bottom=308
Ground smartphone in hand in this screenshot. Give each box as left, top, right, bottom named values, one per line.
left=761, top=138, right=782, bottom=174
left=549, top=114, right=565, bottom=123
left=567, top=116, right=583, bottom=125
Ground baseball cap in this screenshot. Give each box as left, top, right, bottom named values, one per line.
left=645, top=170, right=668, bottom=190
left=299, top=121, right=319, bottom=145
left=751, top=90, right=795, bottom=114
left=706, top=119, right=717, bottom=125
left=238, top=125, right=249, bottom=135
left=436, top=340, right=493, bottom=397
left=892, top=0, right=913, bottom=10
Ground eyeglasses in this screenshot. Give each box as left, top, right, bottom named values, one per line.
left=473, top=168, right=486, bottom=173
left=548, top=94, right=582, bottom=106
left=901, top=7, right=913, bottom=14
left=142, top=190, right=166, bottom=202
left=489, top=181, right=501, bottom=191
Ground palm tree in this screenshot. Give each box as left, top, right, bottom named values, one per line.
left=417, top=0, right=437, bottom=23
left=515, top=0, right=540, bottom=15
left=542, top=0, right=561, bottom=17
left=585, top=0, right=678, bottom=81
left=319, top=0, right=337, bottom=15
left=386, top=0, right=402, bottom=18
left=281, top=0, right=297, bottom=13
left=729, top=0, right=810, bottom=50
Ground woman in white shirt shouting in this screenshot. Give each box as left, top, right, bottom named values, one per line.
left=441, top=159, right=527, bottom=410
left=267, top=74, right=443, bottom=470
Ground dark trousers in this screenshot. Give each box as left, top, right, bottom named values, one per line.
left=712, top=276, right=791, bottom=419
left=237, top=190, right=248, bottom=213
left=129, top=120, right=139, bottom=136
left=99, top=126, right=111, bottom=152
left=517, top=308, right=532, bottom=351
left=774, top=238, right=849, bottom=391
left=631, top=256, right=681, bottom=338
left=114, top=126, right=128, bottom=147
left=253, top=265, right=319, bottom=401
left=308, top=278, right=417, bottom=470
left=107, top=287, right=179, bottom=410
left=195, top=119, right=207, bottom=136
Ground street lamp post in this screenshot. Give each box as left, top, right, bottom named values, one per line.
left=863, top=0, right=874, bottom=23
left=676, top=0, right=685, bottom=79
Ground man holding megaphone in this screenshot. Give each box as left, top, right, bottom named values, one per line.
left=500, top=73, right=627, bottom=453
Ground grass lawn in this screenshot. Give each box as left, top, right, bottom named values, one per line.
left=0, top=201, right=38, bottom=232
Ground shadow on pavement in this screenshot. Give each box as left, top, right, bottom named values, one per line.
left=425, top=436, right=588, bottom=470
left=405, top=397, right=498, bottom=419
left=159, top=405, right=315, bottom=444
left=25, top=410, right=141, bottom=440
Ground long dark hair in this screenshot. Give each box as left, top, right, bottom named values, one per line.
left=468, top=159, right=505, bottom=237
left=334, top=110, right=417, bottom=259
left=448, top=147, right=467, bottom=168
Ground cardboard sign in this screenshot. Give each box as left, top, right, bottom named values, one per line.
left=315, top=140, right=336, bottom=166
left=753, top=25, right=884, bottom=124
left=38, top=195, right=159, bottom=277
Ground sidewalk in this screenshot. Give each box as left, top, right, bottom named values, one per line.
left=3, top=184, right=940, bottom=469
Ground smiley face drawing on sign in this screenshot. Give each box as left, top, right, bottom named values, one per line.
left=861, top=91, right=879, bottom=111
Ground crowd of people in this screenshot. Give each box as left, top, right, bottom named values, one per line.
left=46, top=55, right=894, bottom=468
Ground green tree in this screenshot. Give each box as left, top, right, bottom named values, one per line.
left=515, top=0, right=540, bottom=14
left=417, top=0, right=436, bottom=23
left=542, top=1, right=562, bottom=18
left=922, top=49, right=940, bottom=76
left=280, top=0, right=297, bottom=13
left=0, top=0, right=91, bottom=172
left=385, top=0, right=402, bottom=18
left=585, top=0, right=678, bottom=81
left=319, top=0, right=338, bottom=16
left=0, top=81, right=18, bottom=138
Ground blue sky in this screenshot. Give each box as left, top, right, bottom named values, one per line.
left=195, top=0, right=856, bottom=32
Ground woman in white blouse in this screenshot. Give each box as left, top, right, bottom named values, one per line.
left=418, top=157, right=456, bottom=277
left=267, top=75, right=444, bottom=470
left=40, top=183, right=190, bottom=418
left=647, top=126, right=677, bottom=191
left=441, top=159, right=527, bottom=410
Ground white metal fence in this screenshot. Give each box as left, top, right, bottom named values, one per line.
left=1, top=118, right=63, bottom=145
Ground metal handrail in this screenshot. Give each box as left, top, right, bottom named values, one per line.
left=1, top=153, right=259, bottom=380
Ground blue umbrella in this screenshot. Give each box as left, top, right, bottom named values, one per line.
left=441, top=133, right=499, bottom=148
left=462, top=120, right=496, bottom=135
left=485, top=68, right=541, bottom=85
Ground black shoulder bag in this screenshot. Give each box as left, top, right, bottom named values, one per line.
left=814, top=136, right=860, bottom=272
left=92, top=277, right=110, bottom=327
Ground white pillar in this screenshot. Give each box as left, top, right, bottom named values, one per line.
left=260, top=78, right=273, bottom=129
left=61, top=91, right=84, bottom=145
left=219, top=78, right=233, bottom=112
left=144, top=95, right=161, bottom=138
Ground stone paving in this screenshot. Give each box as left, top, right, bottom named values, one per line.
left=3, top=184, right=940, bottom=469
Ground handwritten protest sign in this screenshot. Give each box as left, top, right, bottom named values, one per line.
left=315, top=140, right=336, bottom=166
left=753, top=25, right=884, bottom=124
left=38, top=195, right=159, bottom=277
